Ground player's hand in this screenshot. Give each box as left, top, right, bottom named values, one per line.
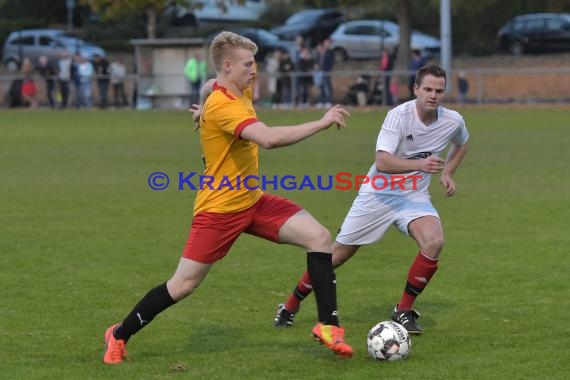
left=188, top=104, right=201, bottom=131
left=439, top=174, right=456, bottom=197
left=419, top=155, right=445, bottom=173
left=321, top=104, right=351, bottom=130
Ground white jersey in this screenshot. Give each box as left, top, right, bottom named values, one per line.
left=359, top=100, right=469, bottom=197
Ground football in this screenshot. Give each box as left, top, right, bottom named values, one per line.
left=367, top=321, right=411, bottom=361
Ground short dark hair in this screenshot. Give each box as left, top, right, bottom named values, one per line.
left=415, top=64, right=447, bottom=86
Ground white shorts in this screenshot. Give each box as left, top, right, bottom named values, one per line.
left=336, top=192, right=439, bottom=246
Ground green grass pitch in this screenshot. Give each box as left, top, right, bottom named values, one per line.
left=1, top=107, right=569, bottom=379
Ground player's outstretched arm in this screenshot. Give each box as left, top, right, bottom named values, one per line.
left=240, top=104, right=350, bottom=149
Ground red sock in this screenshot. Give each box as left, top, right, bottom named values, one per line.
left=284, top=271, right=313, bottom=313
left=397, top=250, right=438, bottom=311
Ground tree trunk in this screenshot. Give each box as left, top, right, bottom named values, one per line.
left=146, top=7, right=157, bottom=39
left=395, top=0, right=413, bottom=91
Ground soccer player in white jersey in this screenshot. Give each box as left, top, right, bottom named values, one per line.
left=275, top=64, right=469, bottom=335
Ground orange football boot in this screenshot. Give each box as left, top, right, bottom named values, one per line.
left=311, top=323, right=354, bottom=358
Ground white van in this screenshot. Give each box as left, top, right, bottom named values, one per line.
left=172, top=0, right=268, bottom=25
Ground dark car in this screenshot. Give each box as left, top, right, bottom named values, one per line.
left=207, top=27, right=295, bottom=62
left=271, top=8, right=344, bottom=47
left=497, top=13, right=570, bottom=55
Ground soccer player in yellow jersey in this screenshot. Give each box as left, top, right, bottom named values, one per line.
left=103, top=31, right=353, bottom=364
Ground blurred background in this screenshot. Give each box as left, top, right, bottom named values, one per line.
left=1, top=0, right=570, bottom=109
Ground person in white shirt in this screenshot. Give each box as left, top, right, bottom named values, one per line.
left=78, top=56, right=94, bottom=108
left=266, top=50, right=280, bottom=108
left=57, top=49, right=72, bottom=108
left=275, top=64, right=469, bottom=335
left=109, top=58, right=128, bottom=108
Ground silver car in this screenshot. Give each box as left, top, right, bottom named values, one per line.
left=330, top=20, right=441, bottom=61
left=2, top=29, right=106, bottom=72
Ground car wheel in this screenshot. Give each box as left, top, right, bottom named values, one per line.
left=509, top=40, right=525, bottom=55
left=5, top=59, right=20, bottom=72
left=333, top=48, right=348, bottom=62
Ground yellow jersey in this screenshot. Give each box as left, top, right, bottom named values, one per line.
left=193, top=82, right=263, bottom=214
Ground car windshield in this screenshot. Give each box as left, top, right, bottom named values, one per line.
left=286, top=10, right=321, bottom=24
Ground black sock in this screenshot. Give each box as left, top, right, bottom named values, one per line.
left=307, top=251, right=339, bottom=326
left=113, top=282, right=177, bottom=342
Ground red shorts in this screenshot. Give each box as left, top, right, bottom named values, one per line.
left=182, top=193, right=302, bottom=264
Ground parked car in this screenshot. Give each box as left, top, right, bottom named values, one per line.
left=207, top=27, right=296, bottom=62
left=171, top=0, right=268, bottom=26
left=2, top=29, right=106, bottom=72
left=330, top=20, right=441, bottom=61
left=497, top=13, right=570, bottom=55
left=271, top=8, right=344, bottom=47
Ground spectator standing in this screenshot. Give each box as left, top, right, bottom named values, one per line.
left=278, top=50, right=294, bottom=108
left=57, top=49, right=72, bottom=109
left=70, top=54, right=82, bottom=108
left=110, top=58, right=128, bottom=108
left=379, top=49, right=395, bottom=106
left=293, top=35, right=305, bottom=65
left=184, top=52, right=208, bottom=106
left=297, top=47, right=315, bottom=107
left=390, top=77, right=400, bottom=105
left=93, top=54, right=110, bottom=108
left=37, top=55, right=57, bottom=108
left=316, top=38, right=335, bottom=108
left=266, top=50, right=281, bottom=108
left=292, top=35, right=305, bottom=105
left=457, top=71, right=469, bottom=105
left=78, top=56, right=94, bottom=109
left=408, top=49, right=426, bottom=99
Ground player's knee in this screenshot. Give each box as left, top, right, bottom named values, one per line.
left=332, top=251, right=349, bottom=267
left=422, top=235, right=444, bottom=256
left=307, top=226, right=332, bottom=252
left=167, top=278, right=200, bottom=301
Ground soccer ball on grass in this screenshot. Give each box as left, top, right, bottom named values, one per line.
left=367, top=321, right=411, bottom=361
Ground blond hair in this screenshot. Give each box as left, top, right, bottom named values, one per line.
left=209, top=31, right=258, bottom=72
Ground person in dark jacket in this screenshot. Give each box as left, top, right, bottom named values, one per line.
left=92, top=54, right=110, bottom=108
left=316, top=38, right=335, bottom=107
left=37, top=55, right=57, bottom=108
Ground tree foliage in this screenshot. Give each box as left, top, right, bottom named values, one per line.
left=81, top=0, right=168, bottom=18
left=80, top=0, right=187, bottom=38
left=3, top=0, right=570, bottom=50
left=0, top=0, right=75, bottom=46
left=80, top=0, right=255, bottom=38
left=0, top=0, right=67, bottom=23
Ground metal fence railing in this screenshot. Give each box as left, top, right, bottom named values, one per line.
left=1, top=67, right=569, bottom=109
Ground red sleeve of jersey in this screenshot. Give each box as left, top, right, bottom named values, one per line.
left=234, top=118, right=258, bottom=138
